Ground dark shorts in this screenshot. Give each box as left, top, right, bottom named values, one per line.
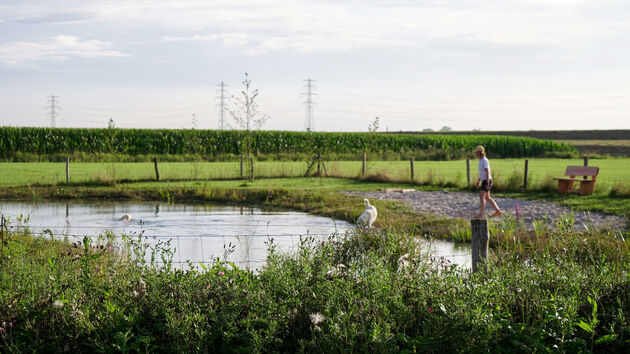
left=480, top=179, right=492, bottom=192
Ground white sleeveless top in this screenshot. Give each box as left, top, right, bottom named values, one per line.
left=478, top=157, right=491, bottom=181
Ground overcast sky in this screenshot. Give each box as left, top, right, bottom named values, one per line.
left=1, top=0, right=629, bottom=132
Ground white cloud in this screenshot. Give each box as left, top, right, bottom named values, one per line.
left=162, top=33, right=252, bottom=47
left=137, top=0, right=616, bottom=56
left=0, top=35, right=130, bottom=66
left=2, top=0, right=626, bottom=55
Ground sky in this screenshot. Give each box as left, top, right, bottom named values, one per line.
left=0, top=0, right=629, bottom=132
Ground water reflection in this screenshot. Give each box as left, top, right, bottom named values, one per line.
left=1, top=201, right=351, bottom=270
left=0, top=201, right=472, bottom=269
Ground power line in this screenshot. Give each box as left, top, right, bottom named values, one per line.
left=215, top=82, right=228, bottom=130
left=302, top=78, right=318, bottom=131
left=45, top=95, right=61, bottom=128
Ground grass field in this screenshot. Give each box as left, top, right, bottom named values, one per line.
left=559, top=140, right=630, bottom=157
left=2, top=158, right=629, bottom=194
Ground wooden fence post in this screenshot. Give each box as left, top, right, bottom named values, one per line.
left=65, top=157, right=70, bottom=184
left=153, top=157, right=160, bottom=181
left=524, top=159, right=529, bottom=190
left=471, top=219, right=489, bottom=273
left=240, top=156, right=244, bottom=178
left=583, top=156, right=588, bottom=179
left=410, top=157, right=414, bottom=182
left=362, top=152, right=367, bottom=178
left=466, top=158, right=470, bottom=186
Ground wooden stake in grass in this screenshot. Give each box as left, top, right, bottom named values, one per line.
left=240, top=156, right=244, bottom=178
left=524, top=159, right=529, bottom=190
left=0, top=214, right=4, bottom=265
left=319, top=153, right=328, bottom=177
left=153, top=157, right=160, bottom=182
left=65, top=157, right=70, bottom=184
left=471, top=218, right=489, bottom=273
left=249, top=156, right=254, bottom=181
left=305, top=154, right=328, bottom=177
left=466, top=159, right=470, bottom=187
left=410, top=157, right=414, bottom=182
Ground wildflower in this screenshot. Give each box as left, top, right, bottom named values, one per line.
left=397, top=254, right=410, bottom=269
left=325, top=269, right=336, bottom=279
left=95, top=266, right=100, bottom=273
left=136, top=279, right=147, bottom=293
left=429, top=307, right=434, bottom=313
left=53, top=300, right=64, bottom=308
left=107, top=246, right=112, bottom=252
left=515, top=202, right=522, bottom=217
left=218, top=271, right=224, bottom=276
left=309, top=312, right=325, bottom=325
left=326, top=264, right=346, bottom=279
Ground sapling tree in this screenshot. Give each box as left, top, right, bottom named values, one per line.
left=107, top=118, right=118, bottom=182
left=228, top=73, right=270, bottom=181
left=368, top=116, right=380, bottom=133
left=190, top=114, right=200, bottom=180
left=360, top=116, right=381, bottom=177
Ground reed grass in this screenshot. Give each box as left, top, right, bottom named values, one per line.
left=1, top=215, right=629, bottom=352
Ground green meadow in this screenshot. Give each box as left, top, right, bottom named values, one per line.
left=2, top=158, right=628, bottom=194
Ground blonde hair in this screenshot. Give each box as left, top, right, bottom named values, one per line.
left=474, top=145, right=486, bottom=157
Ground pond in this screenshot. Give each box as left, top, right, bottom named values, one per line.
left=0, top=201, right=472, bottom=269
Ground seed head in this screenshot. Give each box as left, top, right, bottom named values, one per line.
left=309, top=312, right=325, bottom=325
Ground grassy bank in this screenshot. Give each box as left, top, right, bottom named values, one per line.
left=1, top=157, right=629, bottom=220
left=0, top=178, right=628, bottom=247
left=0, top=179, right=461, bottom=238
left=1, top=224, right=629, bottom=352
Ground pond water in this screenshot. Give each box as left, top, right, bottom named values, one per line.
left=0, top=201, right=472, bottom=269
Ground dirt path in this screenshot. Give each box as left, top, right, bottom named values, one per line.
left=343, top=189, right=626, bottom=230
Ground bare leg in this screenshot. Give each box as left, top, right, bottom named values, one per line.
left=474, top=191, right=487, bottom=218
left=485, top=191, right=502, bottom=216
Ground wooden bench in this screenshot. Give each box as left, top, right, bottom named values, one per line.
left=553, top=166, right=599, bottom=195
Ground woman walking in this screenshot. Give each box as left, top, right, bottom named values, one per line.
left=474, top=146, right=502, bottom=218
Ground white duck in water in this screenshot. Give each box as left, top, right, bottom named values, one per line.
left=356, top=198, right=377, bottom=230
left=120, top=214, right=132, bottom=222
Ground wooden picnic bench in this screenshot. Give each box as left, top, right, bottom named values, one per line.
left=553, top=166, right=599, bottom=195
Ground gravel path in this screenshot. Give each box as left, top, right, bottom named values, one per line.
left=343, top=189, right=626, bottom=230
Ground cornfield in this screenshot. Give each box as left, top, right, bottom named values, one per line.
left=0, top=127, right=576, bottom=158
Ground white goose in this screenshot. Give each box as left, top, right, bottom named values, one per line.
left=356, top=198, right=377, bottom=230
